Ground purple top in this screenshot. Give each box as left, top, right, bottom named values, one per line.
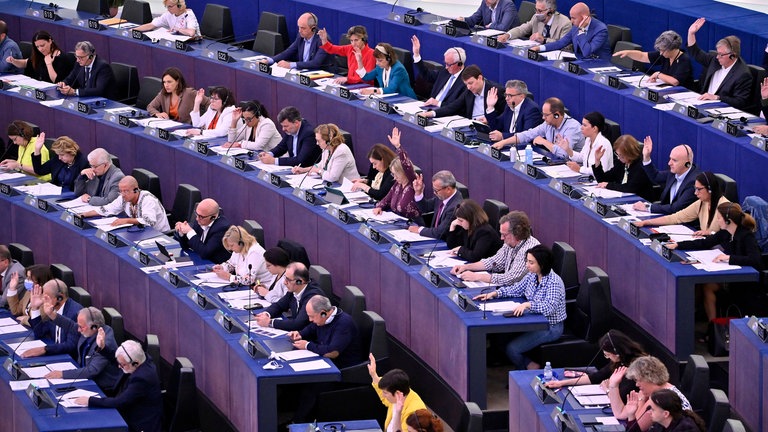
left=375, top=147, right=420, bottom=220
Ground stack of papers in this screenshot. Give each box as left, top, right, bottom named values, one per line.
left=143, top=28, right=191, bottom=42
left=132, top=118, right=185, bottom=129
left=619, top=74, right=670, bottom=90
left=507, top=39, right=539, bottom=48
left=0, top=317, right=26, bottom=335
left=15, top=183, right=62, bottom=197
left=480, top=300, right=521, bottom=313
left=570, top=385, right=610, bottom=406
left=22, top=362, right=76, bottom=379
left=686, top=249, right=742, bottom=272
left=707, top=106, right=757, bottom=121
left=387, top=229, right=434, bottom=243
left=8, top=340, right=46, bottom=356
left=208, top=146, right=250, bottom=156
left=288, top=359, right=331, bottom=372
left=246, top=323, right=288, bottom=338
left=537, top=165, right=580, bottom=179
left=581, top=186, right=632, bottom=199
left=0, top=74, right=56, bottom=90
left=58, top=389, right=100, bottom=408
left=538, top=50, right=576, bottom=61
left=251, top=161, right=291, bottom=173
left=191, top=271, right=230, bottom=288
left=217, top=289, right=271, bottom=310
left=456, top=271, right=495, bottom=288
left=348, top=208, right=406, bottom=223
left=59, top=197, right=98, bottom=213
left=284, top=173, right=324, bottom=190
left=666, top=91, right=719, bottom=106
left=0, top=171, right=27, bottom=181
left=90, top=217, right=132, bottom=232
left=335, top=178, right=372, bottom=203
left=652, top=224, right=695, bottom=242
left=422, top=250, right=465, bottom=268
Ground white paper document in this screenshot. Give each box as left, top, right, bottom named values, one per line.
left=480, top=300, right=520, bottom=313
left=423, top=250, right=465, bottom=268
left=616, top=204, right=662, bottom=218
left=275, top=350, right=319, bottom=361
left=284, top=174, right=324, bottom=189
left=251, top=161, right=292, bottom=173
left=581, top=186, right=632, bottom=199
left=348, top=208, right=406, bottom=223
left=457, top=271, right=495, bottom=288
left=395, top=101, right=428, bottom=115
left=9, top=379, right=49, bottom=391
left=0, top=171, right=27, bottom=181
left=90, top=217, right=132, bottom=231
left=539, top=50, right=576, bottom=61
left=537, top=165, right=580, bottom=179
left=246, top=323, right=289, bottom=338
left=8, top=340, right=46, bottom=355
left=0, top=323, right=28, bottom=334
left=687, top=249, right=742, bottom=272
left=15, top=183, right=62, bottom=197
left=387, top=229, right=435, bottom=243
left=0, top=317, right=18, bottom=327
left=208, top=146, right=250, bottom=156
left=289, top=359, right=331, bottom=372
left=143, top=28, right=191, bottom=42
left=652, top=224, right=696, bottom=242
left=132, top=118, right=185, bottom=129
left=58, top=389, right=100, bottom=407
left=507, top=39, right=539, bottom=48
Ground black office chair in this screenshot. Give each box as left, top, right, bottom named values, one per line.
left=747, top=64, right=766, bottom=115
left=339, top=285, right=366, bottom=323
left=459, top=401, right=483, bottom=432
left=168, top=183, right=202, bottom=228
left=339, top=128, right=354, bottom=157
left=607, top=24, right=632, bottom=53
left=252, top=30, right=285, bottom=56
left=679, top=354, right=709, bottom=412
left=612, top=41, right=643, bottom=71
left=334, top=33, right=350, bottom=76
left=135, top=76, right=162, bottom=110
left=257, top=11, right=290, bottom=49
left=110, top=62, right=140, bottom=105
left=604, top=118, right=622, bottom=144
left=121, top=0, right=152, bottom=25
left=714, top=173, right=738, bottom=204
left=309, top=265, right=336, bottom=304
left=131, top=168, right=163, bottom=203
left=50, top=263, right=75, bottom=288
left=242, top=219, right=265, bottom=247
left=723, top=419, right=747, bottom=432
left=164, top=357, right=200, bottom=432
left=413, top=59, right=442, bottom=100
left=102, top=307, right=125, bottom=345
left=517, top=1, right=536, bottom=25
left=76, top=0, right=108, bottom=16
left=8, top=243, right=34, bottom=267
left=391, top=46, right=415, bottom=86
left=483, top=199, right=509, bottom=231
left=19, top=41, right=33, bottom=60
left=109, top=153, right=121, bottom=169
left=68, top=286, right=92, bottom=308
left=456, top=181, right=469, bottom=199
left=276, top=238, right=310, bottom=267
left=144, top=333, right=161, bottom=383
left=702, top=388, right=729, bottom=432
left=200, top=4, right=234, bottom=42
left=552, top=242, right=579, bottom=300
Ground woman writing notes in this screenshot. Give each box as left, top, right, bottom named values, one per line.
left=351, top=143, right=396, bottom=201
left=291, top=123, right=358, bottom=183
left=0, top=121, right=51, bottom=181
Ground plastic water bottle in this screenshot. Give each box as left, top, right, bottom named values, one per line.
left=525, top=144, right=533, bottom=165
left=543, top=361, right=553, bottom=382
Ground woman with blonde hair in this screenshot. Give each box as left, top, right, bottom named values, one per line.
left=292, top=123, right=358, bottom=182
left=212, top=226, right=274, bottom=287
left=31, top=135, right=88, bottom=192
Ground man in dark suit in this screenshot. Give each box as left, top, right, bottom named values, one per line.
left=74, top=147, right=125, bottom=206
left=57, top=40, right=116, bottom=99
left=411, top=36, right=468, bottom=107
left=687, top=18, right=753, bottom=113
left=267, top=12, right=331, bottom=70
left=258, top=106, right=320, bottom=167
left=532, top=2, right=610, bottom=61
left=0, top=245, right=25, bottom=309
left=420, top=65, right=505, bottom=120
left=633, top=141, right=699, bottom=215
left=77, top=338, right=163, bottom=432
left=22, top=279, right=83, bottom=358
left=175, top=198, right=232, bottom=263
left=486, top=79, right=543, bottom=145
left=255, top=262, right=323, bottom=331
left=44, top=307, right=122, bottom=393
left=458, top=0, right=519, bottom=31
left=410, top=170, right=463, bottom=240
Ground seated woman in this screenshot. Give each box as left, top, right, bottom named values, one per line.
left=635, top=171, right=728, bottom=235
left=609, top=356, right=692, bottom=431
left=224, top=101, right=281, bottom=152
left=212, top=226, right=274, bottom=287
left=31, top=136, right=88, bottom=193
left=188, top=86, right=237, bottom=138
left=593, top=134, right=655, bottom=201
left=562, top=112, right=613, bottom=176
left=292, top=123, right=358, bottom=183
left=0, top=121, right=50, bottom=181
left=318, top=25, right=375, bottom=85
left=546, top=330, right=645, bottom=403
left=253, top=246, right=290, bottom=304
left=373, top=127, right=421, bottom=220
left=473, top=244, right=566, bottom=370
left=648, top=389, right=706, bottom=432
left=6, top=264, right=52, bottom=326
left=132, top=0, right=201, bottom=38
left=351, top=143, right=396, bottom=201
left=667, top=203, right=762, bottom=322
left=613, top=31, right=694, bottom=90
left=357, top=43, right=417, bottom=99
left=445, top=199, right=503, bottom=262
left=147, top=67, right=202, bottom=124
left=4, top=30, right=75, bottom=83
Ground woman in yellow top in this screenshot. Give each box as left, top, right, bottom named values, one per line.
left=368, top=353, right=427, bottom=432
left=634, top=171, right=728, bottom=235
left=0, top=121, right=51, bottom=181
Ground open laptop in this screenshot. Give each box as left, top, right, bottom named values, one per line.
left=154, top=241, right=192, bottom=263
left=472, top=121, right=492, bottom=142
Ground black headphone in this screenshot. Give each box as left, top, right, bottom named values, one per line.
left=244, top=102, right=261, bottom=119
left=176, top=0, right=182, bottom=8
left=452, top=47, right=464, bottom=66
left=54, top=279, right=65, bottom=304
left=723, top=201, right=733, bottom=224
left=722, top=37, right=737, bottom=60
left=10, top=122, right=27, bottom=140
left=607, top=330, right=617, bottom=353
left=132, top=188, right=139, bottom=193
left=120, top=345, right=139, bottom=367
left=236, top=227, right=244, bottom=247
left=376, top=45, right=391, bottom=63
left=349, top=26, right=367, bottom=43
left=86, top=307, right=98, bottom=330
left=683, top=144, right=692, bottom=168
left=308, top=12, right=318, bottom=33
left=701, top=172, right=713, bottom=194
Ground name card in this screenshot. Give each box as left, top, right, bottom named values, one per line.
left=323, top=85, right=356, bottom=100
left=60, top=211, right=86, bottom=229
left=221, top=155, right=253, bottom=171
left=358, top=224, right=386, bottom=244
left=202, top=49, right=236, bottom=63
left=389, top=244, right=412, bottom=265
left=42, top=9, right=61, bottom=21
left=23, top=195, right=55, bottom=213
left=750, top=135, right=767, bottom=151
left=215, top=310, right=244, bottom=333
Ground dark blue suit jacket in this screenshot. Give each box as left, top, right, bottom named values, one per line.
left=263, top=283, right=323, bottom=331
left=643, top=164, right=700, bottom=215
left=30, top=298, right=83, bottom=356
left=177, top=214, right=232, bottom=263
left=464, top=0, right=519, bottom=31
left=434, top=79, right=505, bottom=118
left=688, top=43, right=754, bottom=112
left=54, top=316, right=122, bottom=392
left=545, top=17, right=611, bottom=61
left=272, top=34, right=331, bottom=70
left=416, top=190, right=463, bottom=239
left=414, top=61, right=468, bottom=105
left=299, top=310, right=363, bottom=368
left=62, top=56, right=117, bottom=99
left=486, top=98, right=543, bottom=139
left=271, top=120, right=321, bottom=167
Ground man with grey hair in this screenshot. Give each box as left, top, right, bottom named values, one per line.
left=74, top=148, right=125, bottom=205
left=79, top=176, right=170, bottom=231
left=613, top=30, right=693, bottom=89
left=687, top=18, right=752, bottom=112
left=0, top=244, right=24, bottom=309
left=497, top=0, right=572, bottom=49
left=266, top=12, right=331, bottom=70
left=485, top=80, right=542, bottom=143
left=58, top=40, right=116, bottom=99
left=409, top=170, right=462, bottom=239
left=411, top=35, right=468, bottom=107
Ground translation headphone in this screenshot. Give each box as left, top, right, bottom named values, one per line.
left=11, top=122, right=27, bottom=140
left=176, top=0, right=182, bottom=8
left=322, top=423, right=345, bottom=432
left=349, top=26, right=367, bottom=43
left=236, top=227, right=244, bottom=247
left=723, top=201, right=733, bottom=224
left=553, top=113, right=560, bottom=119
left=701, top=173, right=713, bottom=194
left=54, top=279, right=65, bottom=304
left=86, top=307, right=98, bottom=330
left=120, top=345, right=139, bottom=367
left=452, top=47, right=464, bottom=66
left=376, top=45, right=391, bottom=63
left=320, top=309, right=328, bottom=318
left=683, top=144, right=692, bottom=168
left=607, top=330, right=617, bottom=353
left=722, top=36, right=737, bottom=60
left=308, top=12, right=318, bottom=33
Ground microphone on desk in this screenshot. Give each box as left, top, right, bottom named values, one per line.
left=6, top=312, right=48, bottom=381
left=390, top=0, right=400, bottom=13
left=638, top=52, right=663, bottom=89
left=296, top=151, right=324, bottom=190
left=479, top=287, right=494, bottom=320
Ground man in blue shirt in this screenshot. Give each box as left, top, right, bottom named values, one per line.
left=0, top=21, right=23, bottom=74
left=265, top=12, right=331, bottom=70
left=531, top=2, right=611, bottom=61
left=458, top=0, right=519, bottom=32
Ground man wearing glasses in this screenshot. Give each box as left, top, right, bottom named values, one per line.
left=497, top=0, right=572, bottom=49
left=79, top=176, right=170, bottom=231
left=410, top=36, right=468, bottom=107
left=175, top=198, right=232, bottom=263
left=74, top=148, right=125, bottom=206
left=486, top=80, right=543, bottom=146
left=255, top=262, right=323, bottom=331
left=57, top=40, right=116, bottom=99
left=409, top=170, right=462, bottom=240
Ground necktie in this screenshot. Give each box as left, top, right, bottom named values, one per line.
left=201, top=226, right=209, bottom=243
left=85, top=67, right=91, bottom=85
left=543, top=24, right=551, bottom=38
left=437, top=75, right=456, bottom=103
left=433, top=200, right=445, bottom=227
left=55, top=325, right=61, bottom=343
left=509, top=109, right=518, bottom=134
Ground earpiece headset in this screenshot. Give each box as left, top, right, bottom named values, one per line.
left=11, top=122, right=27, bottom=140
left=722, top=37, right=737, bottom=60
left=553, top=113, right=560, bottom=119
left=308, top=12, right=318, bottom=34
left=120, top=345, right=139, bottom=367
left=86, top=307, right=98, bottom=330
left=452, top=47, right=464, bottom=66
left=723, top=201, right=733, bottom=224
left=177, top=0, right=182, bottom=9
left=683, top=144, right=692, bottom=168
left=701, top=172, right=712, bottom=194
left=236, top=227, right=244, bottom=247
left=320, top=309, right=328, bottom=318
left=244, top=102, right=261, bottom=118
left=349, top=26, right=367, bottom=43
left=607, top=330, right=617, bottom=353
left=54, top=279, right=65, bottom=304
left=376, top=45, right=391, bottom=63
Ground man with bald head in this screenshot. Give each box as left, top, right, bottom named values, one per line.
left=74, top=148, right=125, bottom=206
left=175, top=197, right=231, bottom=262
left=79, top=176, right=170, bottom=231
left=22, top=279, right=83, bottom=358
left=633, top=138, right=699, bottom=215
left=264, top=12, right=331, bottom=70
left=530, top=2, right=610, bottom=61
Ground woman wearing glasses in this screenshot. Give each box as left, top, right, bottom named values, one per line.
left=223, top=101, right=281, bottom=152
left=31, top=135, right=89, bottom=193
left=213, top=226, right=274, bottom=287
left=188, top=86, right=237, bottom=138
left=0, top=120, right=51, bottom=181
left=147, top=67, right=203, bottom=124
left=613, top=30, right=694, bottom=90
left=592, top=134, right=655, bottom=201
left=291, top=123, right=358, bottom=183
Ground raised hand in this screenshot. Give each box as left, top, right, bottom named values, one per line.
left=412, top=173, right=424, bottom=195
left=34, top=132, right=46, bottom=153
left=411, top=35, right=421, bottom=56
left=688, top=17, right=706, bottom=35
left=486, top=86, right=498, bottom=110
left=642, top=136, right=653, bottom=161
left=387, top=127, right=401, bottom=149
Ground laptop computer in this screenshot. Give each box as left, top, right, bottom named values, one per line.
left=154, top=241, right=192, bottom=263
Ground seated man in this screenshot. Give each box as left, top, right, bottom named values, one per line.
left=368, top=354, right=427, bottom=432
left=531, top=2, right=610, bottom=61
left=486, top=80, right=543, bottom=145
left=632, top=141, right=699, bottom=215
left=457, top=0, right=519, bottom=31
left=420, top=65, right=505, bottom=120
left=22, top=279, right=83, bottom=358
left=411, top=36, right=468, bottom=107
left=257, top=106, right=320, bottom=167
left=133, top=0, right=200, bottom=38
left=175, top=198, right=232, bottom=263
left=264, top=12, right=331, bottom=70
left=687, top=18, right=753, bottom=112
left=43, top=307, right=122, bottom=393
left=497, top=0, right=572, bottom=49
left=255, top=262, right=322, bottom=331
left=451, top=211, right=540, bottom=284
left=74, top=148, right=125, bottom=206
left=75, top=338, right=163, bottom=432
left=0, top=20, right=23, bottom=74
left=0, top=244, right=25, bottom=310
left=493, top=97, right=583, bottom=158
left=79, top=176, right=171, bottom=232
left=57, top=41, right=117, bottom=99
left=409, top=170, right=462, bottom=240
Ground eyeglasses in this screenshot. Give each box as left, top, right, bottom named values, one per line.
left=74, top=54, right=89, bottom=60
left=504, top=92, right=523, bottom=99
left=432, top=185, right=448, bottom=195
left=284, top=277, right=299, bottom=285
left=694, top=186, right=707, bottom=192
left=500, top=231, right=513, bottom=239
left=242, top=115, right=256, bottom=122
left=536, top=8, right=549, bottom=13
left=542, top=112, right=554, bottom=118
left=195, top=212, right=215, bottom=220
left=715, top=52, right=733, bottom=58
left=89, top=163, right=105, bottom=169
left=118, top=189, right=134, bottom=195
left=445, top=61, right=458, bottom=67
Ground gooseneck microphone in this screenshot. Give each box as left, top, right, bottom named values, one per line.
left=638, top=52, right=663, bottom=88
left=479, top=287, right=495, bottom=320
left=555, top=342, right=613, bottom=430
left=296, top=151, right=324, bottom=190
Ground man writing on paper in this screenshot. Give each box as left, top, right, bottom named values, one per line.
left=74, top=148, right=125, bottom=206
left=254, top=262, right=323, bottom=331
left=79, top=176, right=170, bottom=232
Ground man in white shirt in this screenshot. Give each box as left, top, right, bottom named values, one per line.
left=79, top=176, right=170, bottom=232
